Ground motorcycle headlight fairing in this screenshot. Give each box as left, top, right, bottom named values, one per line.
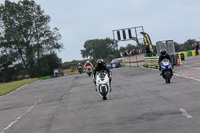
left=161, top=66, right=166, bottom=69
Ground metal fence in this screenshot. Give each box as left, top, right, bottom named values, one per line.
left=156, top=40, right=175, bottom=56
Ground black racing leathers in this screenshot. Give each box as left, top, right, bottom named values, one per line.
left=93, top=63, right=111, bottom=78
left=158, top=53, right=172, bottom=71
left=93, top=63, right=112, bottom=92
left=77, top=64, right=83, bottom=70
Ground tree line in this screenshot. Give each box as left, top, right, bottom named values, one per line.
left=1, top=1, right=198, bottom=82
left=78, top=38, right=198, bottom=63
left=63, top=38, right=197, bottom=70
left=174, top=39, right=199, bottom=52
left=0, top=0, right=62, bottom=82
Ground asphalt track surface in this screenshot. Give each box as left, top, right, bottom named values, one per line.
left=0, top=56, right=200, bottom=133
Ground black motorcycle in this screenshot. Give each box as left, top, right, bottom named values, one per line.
left=78, top=66, right=83, bottom=74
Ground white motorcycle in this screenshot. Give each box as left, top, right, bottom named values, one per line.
left=93, top=71, right=111, bottom=100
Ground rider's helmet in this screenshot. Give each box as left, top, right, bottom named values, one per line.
left=97, top=59, right=104, bottom=67
left=160, top=49, right=166, bottom=56
left=78, top=63, right=81, bottom=65
left=86, top=60, right=90, bottom=64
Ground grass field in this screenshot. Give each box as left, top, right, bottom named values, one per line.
left=0, top=70, right=84, bottom=97
left=38, top=76, right=51, bottom=80
left=0, top=78, right=38, bottom=96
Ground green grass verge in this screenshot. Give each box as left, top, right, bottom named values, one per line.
left=0, top=78, right=38, bottom=96
left=38, top=76, right=51, bottom=80
left=69, top=70, right=86, bottom=75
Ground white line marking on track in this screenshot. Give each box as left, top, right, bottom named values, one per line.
left=0, top=99, right=41, bottom=133
left=140, top=66, right=158, bottom=71
left=140, top=66, right=196, bottom=119
left=179, top=108, right=192, bottom=118
left=183, top=65, right=200, bottom=70
left=183, top=65, right=193, bottom=68
left=174, top=73, right=200, bottom=82
left=140, top=66, right=200, bottom=82
left=61, top=91, right=69, bottom=104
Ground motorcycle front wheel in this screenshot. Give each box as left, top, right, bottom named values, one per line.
left=101, top=86, right=107, bottom=100
left=165, top=71, right=171, bottom=83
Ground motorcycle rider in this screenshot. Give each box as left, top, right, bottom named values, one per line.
left=84, top=60, right=93, bottom=69
left=158, top=49, right=173, bottom=75
left=93, top=59, right=112, bottom=92
left=54, top=68, right=59, bottom=77
left=77, top=63, right=83, bottom=70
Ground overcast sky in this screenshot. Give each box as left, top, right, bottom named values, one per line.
left=1, top=0, right=200, bottom=62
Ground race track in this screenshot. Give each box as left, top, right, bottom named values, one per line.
left=1, top=56, right=200, bottom=133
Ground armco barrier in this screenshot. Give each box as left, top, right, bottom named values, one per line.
left=183, top=52, right=188, bottom=58
left=177, top=53, right=182, bottom=66
left=191, top=50, right=195, bottom=56
left=180, top=53, right=185, bottom=60
left=178, top=50, right=198, bottom=57
left=187, top=51, right=192, bottom=56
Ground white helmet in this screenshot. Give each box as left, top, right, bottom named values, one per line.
left=86, top=60, right=90, bottom=63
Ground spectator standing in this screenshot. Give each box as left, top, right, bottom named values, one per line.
left=135, top=49, right=138, bottom=55
left=124, top=50, right=128, bottom=57
left=129, top=50, right=133, bottom=56
left=132, top=49, right=135, bottom=55
left=145, top=45, right=151, bottom=57
left=195, top=42, right=199, bottom=55
left=139, top=49, right=142, bottom=54
left=54, top=68, right=59, bottom=77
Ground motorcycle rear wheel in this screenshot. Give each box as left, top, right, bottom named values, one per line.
left=88, top=73, right=91, bottom=77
